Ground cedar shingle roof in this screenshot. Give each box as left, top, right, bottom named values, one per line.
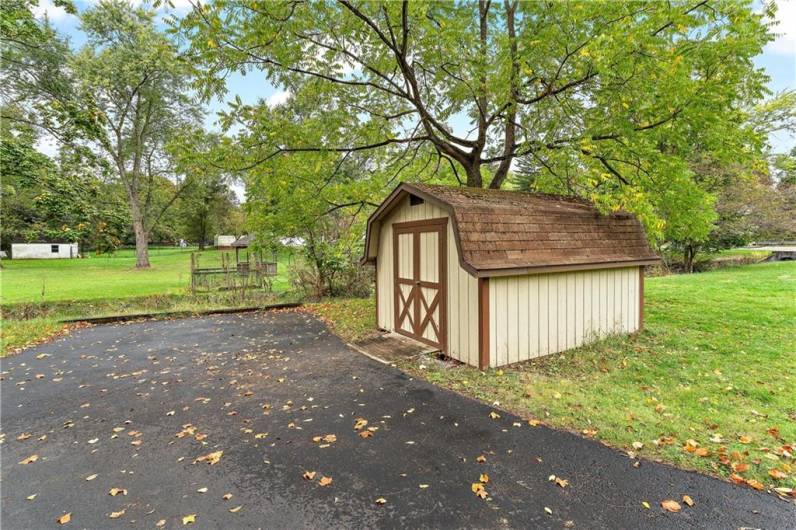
left=363, top=183, right=659, bottom=276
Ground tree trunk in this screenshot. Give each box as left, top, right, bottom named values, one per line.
left=683, top=244, right=696, bottom=273
left=132, top=217, right=150, bottom=268
left=466, top=162, right=483, bottom=188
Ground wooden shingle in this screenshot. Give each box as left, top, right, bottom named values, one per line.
left=363, top=183, right=659, bottom=277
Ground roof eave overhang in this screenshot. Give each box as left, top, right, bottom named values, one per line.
left=473, top=258, right=661, bottom=278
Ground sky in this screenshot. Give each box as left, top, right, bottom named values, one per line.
left=32, top=0, right=796, bottom=160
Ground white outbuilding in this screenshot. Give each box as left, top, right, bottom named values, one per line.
left=11, top=242, right=79, bottom=259
left=214, top=235, right=237, bottom=249
left=362, top=183, right=659, bottom=369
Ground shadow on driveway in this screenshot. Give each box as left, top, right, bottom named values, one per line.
left=2, top=311, right=793, bottom=529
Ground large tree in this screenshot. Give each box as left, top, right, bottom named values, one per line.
left=71, top=1, right=202, bottom=267
left=2, top=0, right=203, bottom=267
left=182, top=0, right=772, bottom=237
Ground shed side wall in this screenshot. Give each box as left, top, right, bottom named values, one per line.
left=376, top=195, right=479, bottom=365
left=488, top=266, right=640, bottom=367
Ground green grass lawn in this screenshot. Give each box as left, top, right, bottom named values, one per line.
left=0, top=246, right=298, bottom=355
left=0, top=246, right=293, bottom=303
left=318, top=263, right=796, bottom=492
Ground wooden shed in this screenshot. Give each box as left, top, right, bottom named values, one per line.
left=362, top=183, right=659, bottom=369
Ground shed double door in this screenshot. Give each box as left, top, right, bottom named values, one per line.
left=393, top=218, right=447, bottom=350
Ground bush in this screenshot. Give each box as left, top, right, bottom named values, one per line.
left=289, top=258, right=373, bottom=300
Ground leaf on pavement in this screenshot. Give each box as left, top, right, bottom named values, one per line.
left=353, top=418, right=368, bottom=430
left=85, top=474, right=97, bottom=481
left=479, top=473, right=489, bottom=484
left=19, top=454, right=39, bottom=465
left=109, top=509, right=125, bottom=519
left=303, top=471, right=316, bottom=480
left=193, top=450, right=223, bottom=465
left=182, top=514, right=196, bottom=525
left=476, top=455, right=486, bottom=463
left=56, top=513, right=72, bottom=525
left=489, top=411, right=500, bottom=419
left=229, top=506, right=242, bottom=513
left=682, top=495, right=695, bottom=507
left=108, top=488, right=127, bottom=497
left=661, top=500, right=681, bottom=512
left=375, top=497, right=386, bottom=505
left=319, top=476, right=333, bottom=486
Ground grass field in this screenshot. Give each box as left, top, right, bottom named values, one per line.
left=314, top=262, right=796, bottom=492
left=0, top=247, right=297, bottom=355
left=0, top=247, right=293, bottom=303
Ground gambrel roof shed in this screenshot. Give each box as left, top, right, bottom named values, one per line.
left=363, top=183, right=659, bottom=275
left=363, top=183, right=659, bottom=371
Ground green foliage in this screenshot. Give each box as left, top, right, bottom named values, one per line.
left=180, top=0, right=773, bottom=243
left=0, top=117, right=129, bottom=251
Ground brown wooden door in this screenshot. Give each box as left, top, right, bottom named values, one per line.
left=393, top=218, right=447, bottom=350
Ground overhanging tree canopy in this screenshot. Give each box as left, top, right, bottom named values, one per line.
left=182, top=0, right=771, bottom=207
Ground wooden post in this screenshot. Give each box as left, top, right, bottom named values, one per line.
left=638, top=266, right=645, bottom=331
left=478, top=277, right=490, bottom=371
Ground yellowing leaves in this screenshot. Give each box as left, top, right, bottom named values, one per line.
left=182, top=514, right=196, bottom=525
left=19, top=454, right=39, bottom=465
left=682, top=495, right=695, bottom=507
left=193, top=450, right=223, bottom=465
left=109, top=509, right=126, bottom=519
left=353, top=418, right=368, bottom=430
left=661, top=499, right=681, bottom=512
left=56, top=512, right=72, bottom=525
left=303, top=471, right=316, bottom=480
left=318, top=476, right=333, bottom=487
left=548, top=475, right=569, bottom=488
left=229, top=505, right=242, bottom=513
left=108, top=488, right=127, bottom=497
left=471, top=482, right=488, bottom=499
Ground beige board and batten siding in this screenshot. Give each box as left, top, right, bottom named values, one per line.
left=488, top=266, right=640, bottom=367
left=375, top=195, right=479, bottom=365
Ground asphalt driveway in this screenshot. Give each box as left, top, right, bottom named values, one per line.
left=1, top=311, right=793, bottom=529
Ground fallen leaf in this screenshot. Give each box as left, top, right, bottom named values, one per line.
left=544, top=507, right=553, bottom=515
left=471, top=483, right=488, bottom=499
left=85, top=474, right=97, bottom=481
left=642, top=501, right=650, bottom=509
left=738, top=435, right=752, bottom=444
left=682, top=495, right=695, bottom=507
left=197, top=487, right=208, bottom=493
left=229, top=506, right=242, bottom=513
left=694, top=447, right=710, bottom=457
left=108, top=488, right=127, bottom=497
left=489, top=411, right=501, bottom=419
left=182, top=514, right=196, bottom=525
left=479, top=473, right=489, bottom=484
left=632, top=442, right=644, bottom=450
left=303, top=471, right=316, bottom=480
left=27, top=494, right=37, bottom=501
left=661, top=500, right=681, bottom=512
left=419, top=484, right=429, bottom=489
left=57, top=513, right=72, bottom=525
left=222, top=493, right=233, bottom=500
left=358, top=431, right=373, bottom=438
left=319, top=476, right=333, bottom=486
left=746, top=479, right=764, bottom=491
left=193, top=450, right=223, bottom=465
left=353, top=418, right=368, bottom=430
left=769, top=469, right=787, bottom=480
left=528, top=419, right=541, bottom=426
left=109, top=509, right=125, bottom=519
left=375, top=497, right=386, bottom=505
left=156, top=520, right=166, bottom=527
left=19, top=454, right=39, bottom=465
left=476, top=455, right=486, bottom=463
left=16, top=433, right=31, bottom=441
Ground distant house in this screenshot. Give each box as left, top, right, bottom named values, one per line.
left=12, top=242, right=79, bottom=259
left=214, top=235, right=237, bottom=249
